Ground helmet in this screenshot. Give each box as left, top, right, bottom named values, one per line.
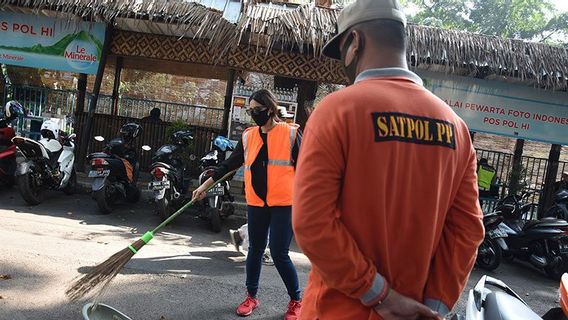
left=119, top=123, right=141, bottom=142
left=172, top=130, right=193, bottom=145
left=4, top=100, right=25, bottom=121
left=40, top=119, right=60, bottom=140
left=213, top=136, right=234, bottom=152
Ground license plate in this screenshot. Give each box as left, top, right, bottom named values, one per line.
left=206, top=185, right=224, bottom=197
left=149, top=180, right=170, bottom=190
left=488, top=228, right=507, bottom=239
left=88, top=170, right=110, bottom=178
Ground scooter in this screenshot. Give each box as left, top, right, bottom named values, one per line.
left=198, top=136, right=235, bottom=233
left=0, top=116, right=17, bottom=187
left=452, top=274, right=568, bottom=320
left=476, top=212, right=508, bottom=271
left=496, top=191, right=568, bottom=279
left=87, top=123, right=145, bottom=214
left=148, top=130, right=194, bottom=221
left=12, top=119, right=77, bottom=205
left=545, top=188, right=568, bottom=221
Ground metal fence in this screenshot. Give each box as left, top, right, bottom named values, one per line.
left=75, top=113, right=222, bottom=174
left=3, top=85, right=224, bottom=129
left=476, top=148, right=568, bottom=218
left=4, top=84, right=78, bottom=117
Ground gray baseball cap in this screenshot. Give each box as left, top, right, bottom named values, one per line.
left=323, top=0, right=407, bottom=60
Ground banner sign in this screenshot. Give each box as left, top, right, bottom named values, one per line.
left=0, top=12, right=106, bottom=74
left=419, top=70, right=568, bottom=145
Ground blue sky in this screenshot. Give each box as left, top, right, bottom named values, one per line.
left=551, top=0, right=568, bottom=12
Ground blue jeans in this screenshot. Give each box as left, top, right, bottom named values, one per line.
left=246, top=205, right=301, bottom=300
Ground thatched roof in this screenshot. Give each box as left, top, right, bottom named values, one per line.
left=1, top=0, right=567, bottom=90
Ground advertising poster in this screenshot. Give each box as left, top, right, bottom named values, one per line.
left=0, top=12, right=106, bottom=74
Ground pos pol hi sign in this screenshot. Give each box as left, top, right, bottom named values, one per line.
left=0, top=11, right=106, bottom=74
left=420, top=70, right=568, bottom=146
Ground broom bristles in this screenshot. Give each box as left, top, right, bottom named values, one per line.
left=66, top=239, right=146, bottom=301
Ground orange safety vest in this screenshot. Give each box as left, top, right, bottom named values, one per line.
left=242, top=122, right=298, bottom=207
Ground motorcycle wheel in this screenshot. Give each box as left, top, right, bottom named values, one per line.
left=545, top=255, right=568, bottom=280
left=477, top=238, right=502, bottom=271
left=207, top=207, right=222, bottom=233
left=157, top=189, right=175, bottom=221
left=63, top=169, right=77, bottom=195
left=94, top=184, right=113, bottom=214
left=2, top=175, right=15, bottom=188
left=16, top=172, right=44, bottom=205
left=126, top=185, right=141, bottom=203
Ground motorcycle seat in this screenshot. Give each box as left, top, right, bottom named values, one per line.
left=483, top=291, right=541, bottom=320
left=88, top=152, right=111, bottom=159
left=152, top=162, right=175, bottom=170
left=524, top=218, right=568, bottom=231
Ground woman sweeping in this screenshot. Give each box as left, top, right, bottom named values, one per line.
left=193, top=89, right=302, bottom=319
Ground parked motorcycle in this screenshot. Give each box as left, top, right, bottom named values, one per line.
left=496, top=190, right=568, bottom=279
left=148, top=130, right=194, bottom=221
left=476, top=212, right=507, bottom=271
left=198, top=136, right=235, bottom=233
left=13, top=119, right=77, bottom=205
left=0, top=101, right=24, bottom=187
left=452, top=274, right=568, bottom=320
left=545, top=188, right=568, bottom=221
left=87, top=123, right=144, bottom=214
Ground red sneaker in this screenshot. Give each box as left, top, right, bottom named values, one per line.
left=284, top=299, right=302, bottom=320
left=236, top=294, right=259, bottom=317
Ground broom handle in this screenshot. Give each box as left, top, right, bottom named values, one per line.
left=151, top=169, right=238, bottom=235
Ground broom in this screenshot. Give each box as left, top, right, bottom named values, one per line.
left=65, top=170, right=236, bottom=302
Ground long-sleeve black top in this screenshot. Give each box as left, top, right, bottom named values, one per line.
left=212, top=126, right=302, bottom=203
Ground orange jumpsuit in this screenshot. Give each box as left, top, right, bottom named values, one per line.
left=293, top=69, right=484, bottom=319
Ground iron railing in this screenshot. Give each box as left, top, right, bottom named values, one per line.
left=476, top=148, right=568, bottom=218
left=3, top=85, right=224, bottom=129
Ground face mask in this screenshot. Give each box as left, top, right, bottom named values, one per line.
left=251, top=109, right=271, bottom=126
left=340, top=33, right=359, bottom=84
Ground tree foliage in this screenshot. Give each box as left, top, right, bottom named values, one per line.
left=400, top=0, right=567, bottom=44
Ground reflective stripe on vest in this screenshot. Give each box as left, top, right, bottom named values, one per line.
left=242, top=123, right=296, bottom=206
left=478, top=166, right=496, bottom=191
left=243, top=130, right=250, bottom=164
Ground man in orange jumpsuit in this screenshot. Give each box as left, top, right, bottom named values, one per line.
left=292, top=0, right=485, bottom=319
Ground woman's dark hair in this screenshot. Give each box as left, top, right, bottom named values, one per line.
left=249, top=89, right=281, bottom=121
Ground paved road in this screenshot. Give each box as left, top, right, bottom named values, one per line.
left=0, top=188, right=559, bottom=319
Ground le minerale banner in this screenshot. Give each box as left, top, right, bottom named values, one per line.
left=419, top=70, right=568, bottom=146
left=0, top=12, right=106, bottom=74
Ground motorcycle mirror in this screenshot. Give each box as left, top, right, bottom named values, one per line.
left=94, top=136, right=105, bottom=142
left=189, top=154, right=197, bottom=161
left=142, top=145, right=152, bottom=151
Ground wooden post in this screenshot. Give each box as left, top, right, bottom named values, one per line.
left=77, top=25, right=113, bottom=170
left=296, top=80, right=318, bottom=129
left=538, top=144, right=562, bottom=218
left=508, top=139, right=525, bottom=196
left=75, top=73, right=87, bottom=114
left=111, top=56, right=123, bottom=116
left=222, top=69, right=236, bottom=137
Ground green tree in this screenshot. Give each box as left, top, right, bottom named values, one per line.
left=402, top=0, right=567, bottom=44
left=469, top=0, right=554, bottom=39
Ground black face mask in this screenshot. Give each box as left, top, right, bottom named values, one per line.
left=251, top=109, right=271, bottom=126
left=340, top=33, right=360, bottom=84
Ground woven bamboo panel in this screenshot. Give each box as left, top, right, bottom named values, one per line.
left=111, top=30, right=229, bottom=65
left=228, top=46, right=346, bottom=84
left=111, top=30, right=346, bottom=84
